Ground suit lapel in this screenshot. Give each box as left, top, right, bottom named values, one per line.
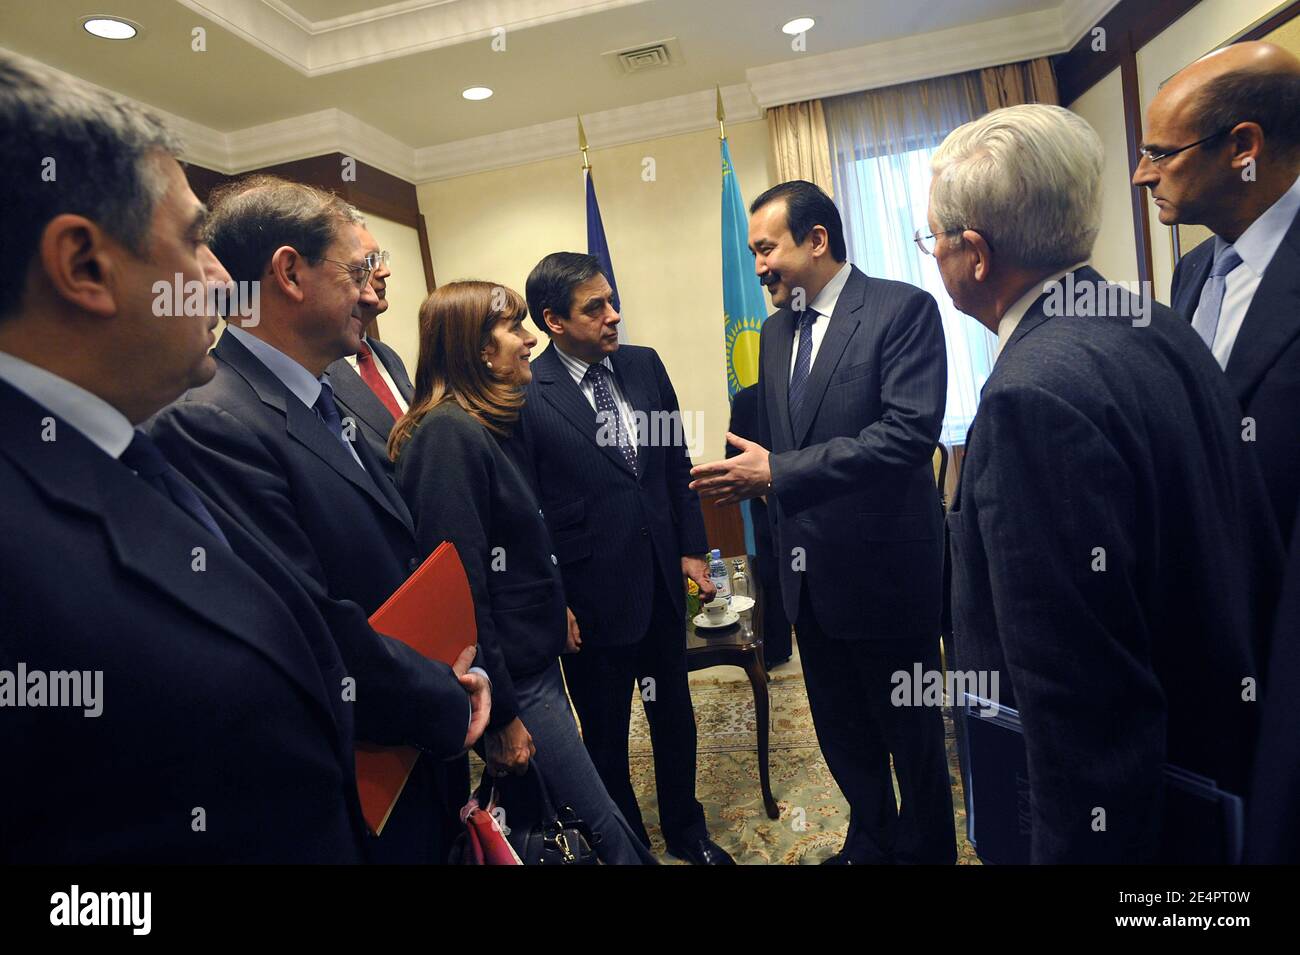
left=534, top=345, right=638, bottom=479
left=764, top=309, right=796, bottom=451
left=1173, top=246, right=1213, bottom=319
left=216, top=334, right=412, bottom=531
left=328, top=359, right=397, bottom=442
left=0, top=383, right=337, bottom=731
left=372, top=339, right=414, bottom=403
left=1224, top=213, right=1300, bottom=403
left=792, top=267, right=866, bottom=447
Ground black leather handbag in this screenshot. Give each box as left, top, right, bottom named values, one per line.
left=482, top=763, right=601, bottom=865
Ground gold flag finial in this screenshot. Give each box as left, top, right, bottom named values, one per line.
left=577, top=115, right=590, bottom=170
left=716, top=86, right=726, bottom=140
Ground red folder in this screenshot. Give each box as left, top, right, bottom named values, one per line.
left=355, top=541, right=477, bottom=835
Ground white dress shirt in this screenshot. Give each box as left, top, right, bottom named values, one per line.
left=789, top=261, right=853, bottom=380
left=344, top=336, right=410, bottom=414
left=553, top=345, right=639, bottom=449
left=1193, top=173, right=1300, bottom=369
left=225, top=325, right=366, bottom=470
left=0, top=350, right=134, bottom=459
left=995, top=261, right=1092, bottom=361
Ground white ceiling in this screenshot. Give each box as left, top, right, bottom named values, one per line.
left=1, top=0, right=1118, bottom=181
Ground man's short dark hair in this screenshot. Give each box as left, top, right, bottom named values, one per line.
left=749, top=180, right=847, bottom=262
left=1191, top=67, right=1300, bottom=155
left=204, top=175, right=361, bottom=287
left=524, top=252, right=604, bottom=337
left=0, top=51, right=183, bottom=318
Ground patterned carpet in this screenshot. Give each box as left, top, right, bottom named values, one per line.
left=628, top=670, right=982, bottom=865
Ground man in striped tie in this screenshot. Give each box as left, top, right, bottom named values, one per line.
left=692, top=180, right=954, bottom=865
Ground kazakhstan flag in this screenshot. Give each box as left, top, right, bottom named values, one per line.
left=721, top=138, right=768, bottom=397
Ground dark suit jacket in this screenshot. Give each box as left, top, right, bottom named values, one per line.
left=513, top=344, right=709, bottom=647
left=148, top=332, right=469, bottom=753
left=726, top=384, right=772, bottom=557
left=327, top=336, right=414, bottom=481
left=0, top=380, right=363, bottom=863
left=1171, top=208, right=1300, bottom=539
left=947, top=267, right=1282, bottom=863
left=755, top=264, right=947, bottom=640
left=396, top=402, right=567, bottom=720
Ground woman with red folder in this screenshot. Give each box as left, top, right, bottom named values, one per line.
left=389, top=281, right=655, bottom=864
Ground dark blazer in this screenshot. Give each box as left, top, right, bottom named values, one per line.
left=947, top=267, right=1282, bottom=863
left=148, top=331, right=468, bottom=753
left=755, top=264, right=947, bottom=640
left=1170, top=208, right=1300, bottom=538
left=513, top=343, right=709, bottom=647
left=727, top=384, right=773, bottom=555
left=327, top=336, right=414, bottom=481
left=396, top=402, right=568, bottom=718
left=0, top=380, right=363, bottom=863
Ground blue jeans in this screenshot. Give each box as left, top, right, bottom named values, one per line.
left=503, top=661, right=657, bottom=865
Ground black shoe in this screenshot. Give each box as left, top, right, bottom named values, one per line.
left=666, top=837, right=736, bottom=865
left=820, top=850, right=856, bottom=865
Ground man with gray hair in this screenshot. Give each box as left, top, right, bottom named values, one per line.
left=930, top=104, right=1281, bottom=862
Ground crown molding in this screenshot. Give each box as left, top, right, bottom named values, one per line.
left=1059, top=0, right=1125, bottom=49
left=177, top=0, right=651, bottom=76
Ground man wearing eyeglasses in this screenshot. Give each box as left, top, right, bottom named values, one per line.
left=326, top=236, right=415, bottom=481
left=148, top=175, right=482, bottom=863
left=1135, top=42, right=1300, bottom=543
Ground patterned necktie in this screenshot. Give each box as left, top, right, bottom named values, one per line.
left=788, top=309, right=817, bottom=419
left=585, top=363, right=638, bottom=475
left=356, top=340, right=404, bottom=421
left=120, top=430, right=230, bottom=547
left=1192, top=243, right=1243, bottom=351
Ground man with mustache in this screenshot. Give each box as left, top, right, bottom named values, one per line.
left=692, top=181, right=954, bottom=865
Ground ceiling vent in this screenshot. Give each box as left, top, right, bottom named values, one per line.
left=604, top=37, right=682, bottom=76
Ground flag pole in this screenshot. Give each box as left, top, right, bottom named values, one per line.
left=577, top=115, right=591, bottom=170
left=716, top=86, right=726, bottom=141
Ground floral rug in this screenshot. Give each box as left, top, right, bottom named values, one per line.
left=628, top=671, right=982, bottom=865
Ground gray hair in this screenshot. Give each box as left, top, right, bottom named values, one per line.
left=0, top=50, right=184, bottom=317
left=930, top=104, right=1103, bottom=271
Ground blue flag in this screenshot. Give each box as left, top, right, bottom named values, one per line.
left=721, top=138, right=767, bottom=397
left=585, top=168, right=624, bottom=341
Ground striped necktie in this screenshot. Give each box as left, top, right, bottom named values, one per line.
left=586, top=363, right=638, bottom=475
left=788, top=309, right=817, bottom=419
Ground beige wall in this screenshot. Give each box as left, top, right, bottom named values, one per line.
left=1137, top=0, right=1290, bottom=299
left=363, top=212, right=427, bottom=372
left=1068, top=67, right=1141, bottom=286
left=416, top=118, right=774, bottom=462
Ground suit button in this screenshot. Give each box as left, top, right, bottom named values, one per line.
left=409, top=557, right=420, bottom=572
left=551, top=554, right=558, bottom=564
left=639, top=527, right=648, bottom=537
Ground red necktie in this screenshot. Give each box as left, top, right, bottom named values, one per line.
left=356, top=340, right=404, bottom=421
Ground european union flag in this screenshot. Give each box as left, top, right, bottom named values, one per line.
left=585, top=168, right=624, bottom=341
left=721, top=138, right=767, bottom=397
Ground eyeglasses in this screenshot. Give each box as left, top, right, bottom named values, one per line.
left=1137, top=127, right=1234, bottom=165
left=913, top=227, right=961, bottom=256
left=363, top=250, right=390, bottom=271
left=321, top=258, right=373, bottom=289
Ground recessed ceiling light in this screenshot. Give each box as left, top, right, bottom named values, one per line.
left=462, top=86, right=493, bottom=101
left=82, top=16, right=139, bottom=40
left=781, top=17, right=815, bottom=35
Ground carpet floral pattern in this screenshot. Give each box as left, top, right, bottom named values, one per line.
left=628, top=672, right=982, bottom=865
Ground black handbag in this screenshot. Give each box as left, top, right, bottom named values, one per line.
left=479, top=763, right=601, bottom=865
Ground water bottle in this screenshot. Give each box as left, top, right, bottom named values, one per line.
left=707, top=549, right=732, bottom=601
left=730, top=558, right=749, bottom=600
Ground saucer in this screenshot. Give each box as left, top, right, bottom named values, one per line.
left=694, top=610, right=740, bottom=630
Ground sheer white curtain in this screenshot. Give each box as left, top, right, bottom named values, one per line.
left=824, top=74, right=995, bottom=446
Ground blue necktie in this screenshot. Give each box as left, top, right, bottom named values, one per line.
left=121, top=430, right=230, bottom=547
left=314, top=380, right=366, bottom=473
left=1192, top=243, right=1243, bottom=351
left=586, top=363, right=638, bottom=475
left=788, top=309, right=817, bottom=419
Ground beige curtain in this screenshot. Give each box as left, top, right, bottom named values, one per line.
left=979, top=57, right=1059, bottom=108
left=766, top=100, right=835, bottom=196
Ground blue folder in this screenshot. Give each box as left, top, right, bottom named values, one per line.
left=960, top=693, right=1244, bottom=864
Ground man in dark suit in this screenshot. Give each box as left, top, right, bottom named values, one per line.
left=1135, top=42, right=1300, bottom=541
left=726, top=384, right=791, bottom=669
left=932, top=103, right=1281, bottom=862
left=326, top=228, right=413, bottom=479
left=0, top=50, right=458, bottom=862
left=514, top=252, right=733, bottom=864
left=148, top=176, right=490, bottom=862
left=692, top=181, right=955, bottom=865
